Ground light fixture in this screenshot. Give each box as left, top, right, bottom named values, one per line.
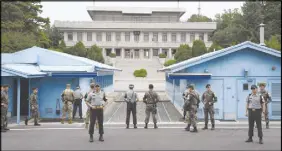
left=204, top=69, right=209, bottom=73
left=244, top=69, right=248, bottom=77
left=272, top=66, right=276, bottom=71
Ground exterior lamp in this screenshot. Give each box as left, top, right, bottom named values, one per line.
left=244, top=69, right=248, bottom=78
left=204, top=69, right=209, bottom=73
left=272, top=66, right=276, bottom=71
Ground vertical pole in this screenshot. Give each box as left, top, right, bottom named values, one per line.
left=28, top=79, right=31, bottom=118
left=173, top=79, right=175, bottom=105
left=17, top=78, right=21, bottom=124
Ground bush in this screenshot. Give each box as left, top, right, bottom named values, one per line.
left=192, top=40, right=207, bottom=57
left=208, top=42, right=223, bottom=53
left=158, top=53, right=166, bottom=58
left=164, top=59, right=176, bottom=67
left=109, top=53, right=116, bottom=58
left=174, top=44, right=192, bottom=63
left=133, top=69, right=147, bottom=77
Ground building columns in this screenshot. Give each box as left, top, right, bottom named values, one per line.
left=140, top=49, right=144, bottom=59
left=17, top=78, right=21, bottom=124
left=111, top=48, right=115, bottom=54
left=150, top=48, right=153, bottom=59
left=168, top=48, right=172, bottom=59
left=121, top=48, right=125, bottom=59
left=159, top=48, right=162, bottom=55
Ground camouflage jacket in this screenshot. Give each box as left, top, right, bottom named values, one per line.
left=143, top=90, right=160, bottom=104
left=1, top=90, right=9, bottom=107
left=30, top=93, right=38, bottom=110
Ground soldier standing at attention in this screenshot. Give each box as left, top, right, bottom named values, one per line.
left=143, top=84, right=160, bottom=129
left=201, top=84, right=217, bottom=130
left=1, top=85, right=10, bottom=132
left=61, top=84, right=74, bottom=124
left=25, top=88, right=41, bottom=126
left=245, top=85, right=265, bottom=144
left=258, top=82, right=271, bottom=129
left=86, top=84, right=107, bottom=142
left=73, top=86, right=83, bottom=119
left=124, top=84, right=138, bottom=129
left=183, top=84, right=199, bottom=133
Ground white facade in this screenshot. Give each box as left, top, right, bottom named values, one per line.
left=55, top=7, right=216, bottom=60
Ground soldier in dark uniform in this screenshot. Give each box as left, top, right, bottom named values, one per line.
left=201, top=84, right=217, bottom=130
left=258, top=82, right=272, bottom=129
left=143, top=84, right=160, bottom=129
left=124, top=84, right=138, bottom=129
left=1, top=85, right=10, bottom=132
left=86, top=84, right=107, bottom=142
left=25, top=88, right=41, bottom=126
left=183, top=84, right=200, bottom=132
left=245, top=85, right=265, bottom=144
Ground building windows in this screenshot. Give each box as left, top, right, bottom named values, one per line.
left=199, top=33, right=204, bottom=41
left=243, top=83, right=249, bottom=91
left=106, top=32, right=111, bottom=42
left=171, top=33, right=176, bottom=42
left=67, top=32, right=73, bottom=41
left=87, top=32, right=92, bottom=41
left=144, top=32, right=149, bottom=42
left=77, top=32, right=83, bottom=41
left=116, top=32, right=121, bottom=42
left=181, top=33, right=186, bottom=42
left=96, top=32, right=102, bottom=42
left=162, top=33, right=167, bottom=42
left=134, top=34, right=140, bottom=42
left=153, top=32, right=158, bottom=42
left=190, top=33, right=195, bottom=42
left=125, top=32, right=130, bottom=41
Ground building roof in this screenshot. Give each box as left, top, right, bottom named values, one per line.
left=1, top=46, right=121, bottom=78
left=54, top=21, right=216, bottom=30
left=158, top=41, right=281, bottom=73
left=86, top=6, right=186, bottom=15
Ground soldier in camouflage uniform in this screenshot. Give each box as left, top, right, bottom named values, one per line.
left=25, top=88, right=41, bottom=126
left=1, top=85, right=10, bottom=132
left=61, top=84, right=74, bottom=124
left=201, top=84, right=217, bottom=130
left=84, top=83, right=95, bottom=129
left=258, top=82, right=272, bottom=129
left=143, top=84, right=160, bottom=129
left=183, top=84, right=200, bottom=132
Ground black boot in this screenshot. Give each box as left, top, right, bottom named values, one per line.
left=25, top=117, right=28, bottom=126
left=34, top=123, right=41, bottom=126
left=154, top=123, right=158, bottom=129
left=126, top=124, right=129, bottom=129
left=211, top=124, right=215, bottom=130
left=266, top=122, right=269, bottom=129
left=89, top=134, right=93, bottom=142
left=190, top=127, right=198, bottom=133
left=185, top=124, right=191, bottom=131
left=259, top=137, right=263, bottom=144
left=202, top=124, right=208, bottom=130
left=1, top=127, right=6, bottom=132
left=134, top=124, right=137, bottom=129
left=144, top=123, right=148, bottom=129
left=4, top=127, right=10, bottom=130
left=245, top=137, right=253, bottom=143
left=99, top=134, right=104, bottom=142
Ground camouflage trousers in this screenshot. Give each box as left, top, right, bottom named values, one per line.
left=31, top=108, right=39, bottom=124
left=185, top=105, right=197, bottom=127
left=263, top=104, right=269, bottom=124
left=62, top=101, right=73, bottom=120
left=204, top=106, right=215, bottom=125
left=1, top=106, right=8, bottom=128
left=145, top=104, right=157, bottom=124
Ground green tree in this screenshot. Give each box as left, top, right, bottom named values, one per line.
left=174, top=44, right=192, bottom=62
left=188, top=14, right=212, bottom=22
left=208, top=42, right=223, bottom=52
left=64, top=41, right=87, bottom=57
left=58, top=40, right=66, bottom=50
left=192, top=40, right=207, bottom=57
left=164, top=59, right=176, bottom=67
left=47, top=25, right=63, bottom=48
left=87, top=45, right=105, bottom=63
left=265, top=35, right=281, bottom=51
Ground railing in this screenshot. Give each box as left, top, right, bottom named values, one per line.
left=93, top=15, right=179, bottom=23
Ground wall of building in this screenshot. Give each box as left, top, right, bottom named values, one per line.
left=166, top=48, right=281, bottom=120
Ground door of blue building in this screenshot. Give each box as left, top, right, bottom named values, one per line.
left=268, top=79, right=281, bottom=120
left=236, top=79, right=256, bottom=119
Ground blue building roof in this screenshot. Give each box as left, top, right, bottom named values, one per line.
left=158, top=41, right=281, bottom=73
left=1, top=46, right=122, bottom=78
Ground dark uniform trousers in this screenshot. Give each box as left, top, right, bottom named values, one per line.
left=89, top=108, right=104, bottom=135
left=248, top=108, right=263, bottom=138
left=126, top=102, right=137, bottom=125
left=73, top=99, right=82, bottom=118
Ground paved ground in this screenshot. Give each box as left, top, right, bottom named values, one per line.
left=2, top=124, right=281, bottom=150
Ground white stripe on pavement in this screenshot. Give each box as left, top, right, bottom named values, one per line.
left=9, top=126, right=281, bottom=131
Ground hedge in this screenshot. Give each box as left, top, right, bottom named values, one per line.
left=133, top=68, right=147, bottom=77
left=158, top=53, right=166, bottom=58
left=164, top=59, right=176, bottom=67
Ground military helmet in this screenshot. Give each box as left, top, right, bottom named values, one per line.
left=32, top=87, right=38, bottom=91
left=258, top=82, right=266, bottom=87
left=90, top=83, right=95, bottom=87
left=251, top=85, right=257, bottom=89
left=66, top=84, right=71, bottom=87
left=149, top=84, right=154, bottom=89
left=129, top=84, right=134, bottom=89
left=206, top=84, right=211, bottom=88
left=95, top=84, right=100, bottom=87
left=2, top=84, right=9, bottom=88
left=188, top=84, right=195, bottom=90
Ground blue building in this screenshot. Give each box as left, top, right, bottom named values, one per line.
left=1, top=46, right=121, bottom=123
left=158, top=41, right=281, bottom=121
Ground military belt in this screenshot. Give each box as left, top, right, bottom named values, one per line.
left=92, top=106, right=104, bottom=109
left=248, top=108, right=262, bottom=112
